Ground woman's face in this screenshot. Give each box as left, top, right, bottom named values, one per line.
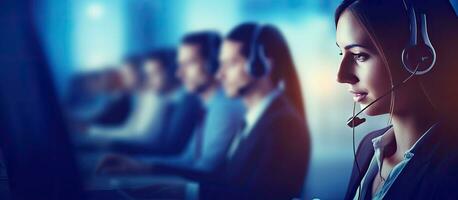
left=216, top=40, right=252, bottom=98
left=336, top=9, right=392, bottom=116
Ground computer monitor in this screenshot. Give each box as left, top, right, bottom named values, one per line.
left=0, top=0, right=83, bottom=199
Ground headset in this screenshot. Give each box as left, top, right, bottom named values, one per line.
left=401, top=0, right=437, bottom=75
left=346, top=1, right=436, bottom=199
left=245, top=24, right=272, bottom=78
left=235, top=24, right=273, bottom=96
left=347, top=0, right=436, bottom=128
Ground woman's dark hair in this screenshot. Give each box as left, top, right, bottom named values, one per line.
left=181, top=31, right=222, bottom=75
left=226, top=22, right=306, bottom=119
left=143, top=48, right=179, bottom=90
left=335, top=0, right=458, bottom=119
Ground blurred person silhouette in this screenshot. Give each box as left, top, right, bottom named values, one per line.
left=83, top=56, right=144, bottom=139
left=108, top=48, right=203, bottom=154
left=81, top=52, right=202, bottom=154
left=65, top=70, right=109, bottom=120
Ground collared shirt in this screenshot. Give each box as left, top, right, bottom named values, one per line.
left=226, top=88, right=282, bottom=159
left=354, top=122, right=438, bottom=200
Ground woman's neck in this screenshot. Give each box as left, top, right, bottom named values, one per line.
left=243, top=79, right=274, bottom=112
left=391, top=106, right=438, bottom=154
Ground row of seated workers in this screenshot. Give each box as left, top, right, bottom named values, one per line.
left=66, top=23, right=310, bottom=200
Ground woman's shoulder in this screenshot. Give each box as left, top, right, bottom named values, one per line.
left=360, top=126, right=391, bottom=145
left=355, top=126, right=391, bottom=158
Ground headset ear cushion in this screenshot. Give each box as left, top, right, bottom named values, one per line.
left=249, top=45, right=272, bottom=78
left=402, top=44, right=436, bottom=75
left=250, top=56, right=266, bottom=78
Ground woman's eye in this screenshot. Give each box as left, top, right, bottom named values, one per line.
left=338, top=51, right=343, bottom=56
left=352, top=53, right=369, bottom=62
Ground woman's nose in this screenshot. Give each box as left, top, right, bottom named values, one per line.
left=337, top=55, right=358, bottom=84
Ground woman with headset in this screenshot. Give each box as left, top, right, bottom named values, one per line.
left=213, top=22, right=310, bottom=199
left=335, top=0, right=458, bottom=199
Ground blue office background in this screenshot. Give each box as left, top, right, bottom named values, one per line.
left=34, top=0, right=411, bottom=199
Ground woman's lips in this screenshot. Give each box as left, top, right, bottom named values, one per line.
left=350, top=91, right=368, bottom=102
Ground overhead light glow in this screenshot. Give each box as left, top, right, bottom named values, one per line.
left=87, top=3, right=104, bottom=20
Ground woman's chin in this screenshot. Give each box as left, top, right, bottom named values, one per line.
left=360, top=104, right=386, bottom=116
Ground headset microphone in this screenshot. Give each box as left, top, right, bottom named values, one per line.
left=347, top=116, right=366, bottom=128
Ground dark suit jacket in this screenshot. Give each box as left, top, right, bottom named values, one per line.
left=345, top=121, right=458, bottom=200
left=160, top=93, right=204, bottom=154
left=198, top=94, right=310, bottom=200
